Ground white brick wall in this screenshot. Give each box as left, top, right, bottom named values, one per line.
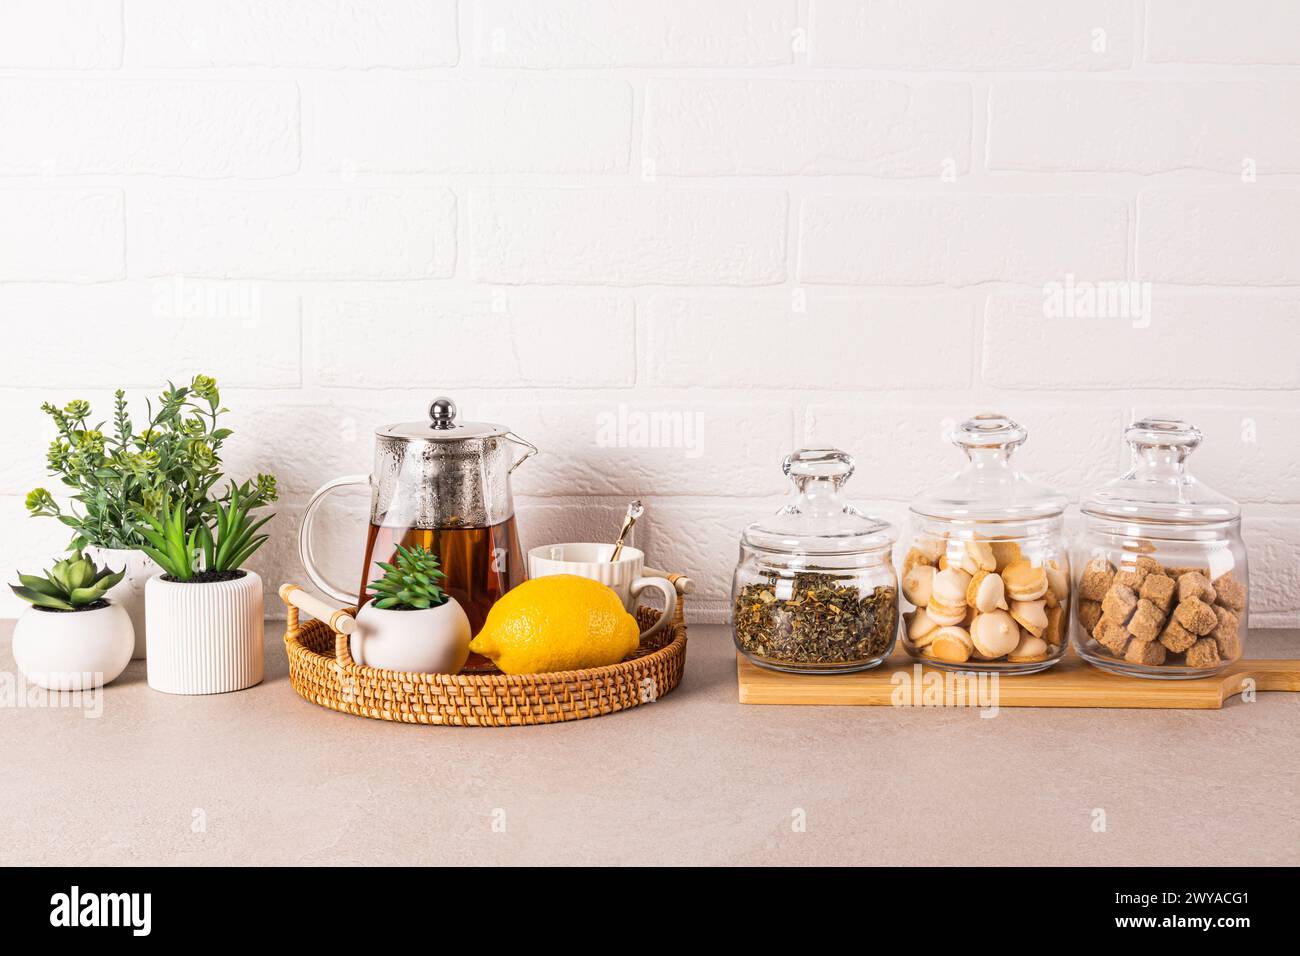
left=2, top=0, right=1298, bottom=628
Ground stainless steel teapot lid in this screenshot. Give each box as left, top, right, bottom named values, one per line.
left=378, top=397, right=509, bottom=442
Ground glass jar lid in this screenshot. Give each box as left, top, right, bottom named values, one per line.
left=1082, top=417, right=1240, bottom=525
left=909, top=413, right=1068, bottom=523
left=742, top=449, right=894, bottom=555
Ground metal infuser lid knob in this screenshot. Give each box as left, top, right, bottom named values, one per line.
left=429, top=396, right=458, bottom=430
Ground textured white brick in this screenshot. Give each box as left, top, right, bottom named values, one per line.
left=811, top=0, right=1134, bottom=70
left=0, top=0, right=121, bottom=68
left=303, top=76, right=630, bottom=174
left=1146, top=0, right=1300, bottom=65
left=645, top=78, right=970, bottom=177
left=476, top=399, right=794, bottom=497
left=1138, top=189, right=1300, bottom=285
left=515, top=496, right=643, bottom=566
left=798, top=194, right=1128, bottom=286
left=989, top=80, right=1300, bottom=174
left=983, top=290, right=1300, bottom=389
left=0, top=189, right=123, bottom=282
left=0, top=282, right=300, bottom=388
left=804, top=404, right=1126, bottom=500
left=471, top=188, right=787, bottom=286
left=1243, top=518, right=1300, bottom=625
left=311, top=292, right=635, bottom=388
left=474, top=0, right=797, bottom=67
left=645, top=292, right=974, bottom=389
left=0, top=79, right=299, bottom=178
left=1128, top=406, right=1300, bottom=505
left=128, top=0, right=457, bottom=67
left=129, top=188, right=455, bottom=279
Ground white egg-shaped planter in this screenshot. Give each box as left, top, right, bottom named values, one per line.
left=350, top=598, right=472, bottom=674
left=146, top=571, right=264, bottom=695
left=13, top=601, right=135, bottom=691
left=84, top=547, right=159, bottom=660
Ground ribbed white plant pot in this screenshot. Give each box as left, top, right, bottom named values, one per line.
left=145, top=571, right=264, bottom=695
left=85, top=547, right=159, bottom=660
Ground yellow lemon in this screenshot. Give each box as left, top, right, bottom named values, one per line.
left=469, top=574, right=641, bottom=675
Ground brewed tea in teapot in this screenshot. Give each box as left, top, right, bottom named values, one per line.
left=299, top=397, right=537, bottom=638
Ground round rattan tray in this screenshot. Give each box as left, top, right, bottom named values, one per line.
left=281, top=581, right=688, bottom=727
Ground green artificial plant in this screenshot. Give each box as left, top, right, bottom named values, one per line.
left=10, top=550, right=125, bottom=611
left=135, top=480, right=276, bottom=582
left=367, top=545, right=449, bottom=610
left=26, top=375, right=276, bottom=551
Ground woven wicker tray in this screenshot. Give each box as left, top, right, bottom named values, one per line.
left=280, top=579, right=688, bottom=727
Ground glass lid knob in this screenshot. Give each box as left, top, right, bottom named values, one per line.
left=1125, top=417, right=1202, bottom=462
left=783, top=448, right=855, bottom=489
left=429, top=396, right=458, bottom=430
left=951, top=413, right=1027, bottom=457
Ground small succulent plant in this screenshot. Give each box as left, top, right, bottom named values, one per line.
left=368, top=545, right=449, bottom=610
left=11, top=550, right=125, bottom=611
left=136, top=480, right=275, bottom=581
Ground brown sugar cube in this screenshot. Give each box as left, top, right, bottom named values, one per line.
left=1079, top=558, right=1115, bottom=601
left=1101, top=584, right=1138, bottom=623
left=1125, top=639, right=1167, bottom=667
left=1093, top=619, right=1130, bottom=656
left=1211, top=605, right=1241, bottom=661
left=1186, top=637, right=1222, bottom=669
left=1115, top=555, right=1160, bottom=589
left=1125, top=599, right=1165, bottom=642
left=1174, top=597, right=1218, bottom=635
left=1138, top=573, right=1176, bottom=612
left=1177, top=571, right=1216, bottom=605
left=1159, top=617, right=1197, bottom=653
left=1212, top=572, right=1247, bottom=612
left=1077, top=599, right=1103, bottom=634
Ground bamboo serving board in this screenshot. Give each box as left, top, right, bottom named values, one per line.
left=736, top=649, right=1300, bottom=710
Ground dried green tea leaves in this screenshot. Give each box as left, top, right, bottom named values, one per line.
left=734, top=572, right=896, bottom=666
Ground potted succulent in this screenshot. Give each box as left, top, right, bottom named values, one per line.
left=138, top=480, right=276, bottom=695
left=10, top=551, right=134, bottom=690
left=25, top=376, right=272, bottom=659
left=350, top=545, right=471, bottom=674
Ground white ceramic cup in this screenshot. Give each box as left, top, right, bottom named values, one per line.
left=528, top=543, right=678, bottom=640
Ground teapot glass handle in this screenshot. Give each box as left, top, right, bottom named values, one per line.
left=505, top=432, right=538, bottom=475
left=298, top=474, right=369, bottom=606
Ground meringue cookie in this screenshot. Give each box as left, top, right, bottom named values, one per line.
left=1008, top=631, right=1049, bottom=663
left=929, top=626, right=973, bottom=664
left=908, top=608, right=940, bottom=647
left=1001, top=559, right=1049, bottom=601
left=974, top=572, right=1008, bottom=613
left=931, top=568, right=972, bottom=606
left=970, top=610, right=1020, bottom=659
left=1045, top=558, right=1070, bottom=602
left=1009, top=598, right=1049, bottom=637
left=965, top=538, right=996, bottom=573
left=902, top=564, right=936, bottom=608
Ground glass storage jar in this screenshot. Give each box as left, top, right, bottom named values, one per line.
left=732, top=449, right=897, bottom=674
left=1073, top=418, right=1247, bottom=679
left=900, top=414, right=1070, bottom=674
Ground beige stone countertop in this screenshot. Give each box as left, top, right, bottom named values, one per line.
left=2, top=620, right=1297, bottom=867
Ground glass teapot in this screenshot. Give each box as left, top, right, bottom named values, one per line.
left=298, top=396, right=537, bottom=635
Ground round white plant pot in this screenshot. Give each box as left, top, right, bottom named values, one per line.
left=12, top=601, right=134, bottom=691
left=350, top=598, right=471, bottom=674
left=145, top=570, right=264, bottom=695
left=85, top=546, right=159, bottom=660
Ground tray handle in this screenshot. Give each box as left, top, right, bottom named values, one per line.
left=280, top=583, right=358, bottom=667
